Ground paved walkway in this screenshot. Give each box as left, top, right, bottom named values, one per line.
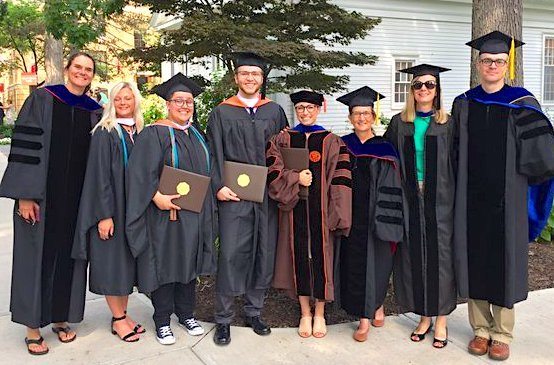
left=0, top=148, right=553, bottom=365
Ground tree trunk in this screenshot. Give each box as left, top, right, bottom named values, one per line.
left=471, top=0, right=523, bottom=87
left=44, top=33, right=64, bottom=85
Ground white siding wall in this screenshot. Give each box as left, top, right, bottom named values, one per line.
left=152, top=0, right=554, bottom=131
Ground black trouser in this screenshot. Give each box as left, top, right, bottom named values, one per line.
left=151, top=280, right=196, bottom=328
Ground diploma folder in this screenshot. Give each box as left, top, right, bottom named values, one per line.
left=158, top=165, right=211, bottom=213
left=223, top=161, right=268, bottom=203
left=280, top=147, right=309, bottom=199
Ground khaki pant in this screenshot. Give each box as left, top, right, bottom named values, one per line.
left=468, top=299, right=515, bottom=344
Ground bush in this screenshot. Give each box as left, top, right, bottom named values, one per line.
left=141, top=94, right=166, bottom=126
left=0, top=124, right=14, bottom=138
left=195, top=69, right=235, bottom=131
left=537, top=204, right=554, bottom=243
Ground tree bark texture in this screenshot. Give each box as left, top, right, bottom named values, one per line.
left=44, top=33, right=64, bottom=85
left=471, top=0, right=523, bottom=88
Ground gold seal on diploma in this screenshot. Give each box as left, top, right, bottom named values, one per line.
left=176, top=181, right=190, bottom=196
left=237, top=173, right=250, bottom=187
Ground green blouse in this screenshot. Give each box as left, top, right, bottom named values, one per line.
left=414, top=115, right=431, bottom=182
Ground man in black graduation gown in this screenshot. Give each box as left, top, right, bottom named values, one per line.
left=452, top=31, right=554, bottom=361
left=207, top=52, right=288, bottom=345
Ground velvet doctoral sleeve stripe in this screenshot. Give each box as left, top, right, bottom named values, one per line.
left=514, top=106, right=554, bottom=178
left=0, top=89, right=50, bottom=200
left=374, top=159, right=404, bottom=243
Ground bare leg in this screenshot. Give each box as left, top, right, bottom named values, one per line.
left=433, top=315, right=448, bottom=347
left=313, top=300, right=327, bottom=338
left=106, top=295, right=138, bottom=341
left=298, top=296, right=312, bottom=338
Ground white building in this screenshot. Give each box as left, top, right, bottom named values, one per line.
left=151, top=0, right=554, bottom=135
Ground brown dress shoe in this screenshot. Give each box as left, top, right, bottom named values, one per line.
left=468, top=336, right=489, bottom=356
left=489, top=340, right=510, bottom=361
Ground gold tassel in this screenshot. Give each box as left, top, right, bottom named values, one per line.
left=375, top=93, right=381, bottom=124
left=509, top=37, right=516, bottom=81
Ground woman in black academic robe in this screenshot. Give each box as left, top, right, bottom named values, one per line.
left=126, top=74, right=216, bottom=345
left=384, top=64, right=456, bottom=349
left=0, top=52, right=101, bottom=355
left=334, top=87, right=403, bottom=342
left=73, top=82, right=145, bottom=342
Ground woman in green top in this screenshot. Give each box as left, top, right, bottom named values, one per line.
left=384, top=64, right=456, bottom=349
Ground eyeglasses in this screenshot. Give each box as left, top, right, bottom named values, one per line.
left=295, top=105, right=318, bottom=113
left=236, top=71, right=263, bottom=78
left=412, top=80, right=437, bottom=90
left=169, top=98, right=194, bottom=108
left=479, top=58, right=508, bottom=67
left=351, top=111, right=374, bottom=119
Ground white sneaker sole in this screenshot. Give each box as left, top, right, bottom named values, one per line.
left=156, top=335, right=176, bottom=345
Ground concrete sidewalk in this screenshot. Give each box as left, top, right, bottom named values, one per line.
left=0, top=289, right=553, bottom=365
left=0, top=148, right=553, bottom=364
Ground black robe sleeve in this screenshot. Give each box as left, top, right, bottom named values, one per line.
left=0, top=90, right=49, bottom=201
left=72, top=128, right=116, bottom=260
left=513, top=99, right=554, bottom=179
left=126, top=126, right=163, bottom=258
left=375, top=160, right=404, bottom=243
left=206, top=108, right=225, bottom=192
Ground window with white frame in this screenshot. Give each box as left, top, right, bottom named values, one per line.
left=394, top=59, right=415, bottom=105
left=544, top=36, right=554, bottom=103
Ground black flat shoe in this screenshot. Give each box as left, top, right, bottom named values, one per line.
left=245, top=316, right=271, bottom=336
left=213, top=323, right=231, bottom=346
left=433, top=328, right=448, bottom=349
left=410, top=321, right=433, bottom=342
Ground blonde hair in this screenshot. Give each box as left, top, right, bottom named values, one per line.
left=400, top=76, right=448, bottom=124
left=92, top=81, right=144, bottom=134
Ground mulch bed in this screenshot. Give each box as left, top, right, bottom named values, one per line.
left=194, top=242, right=554, bottom=327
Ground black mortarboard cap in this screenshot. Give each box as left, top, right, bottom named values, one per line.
left=231, top=51, right=272, bottom=70
left=336, top=86, right=385, bottom=108
left=399, top=64, right=451, bottom=77
left=290, top=90, right=324, bottom=106
left=466, top=30, right=524, bottom=55
left=151, top=72, right=204, bottom=100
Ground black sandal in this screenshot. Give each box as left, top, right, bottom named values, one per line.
left=25, top=336, right=49, bottom=355
left=51, top=325, right=76, bottom=343
left=432, top=327, right=448, bottom=348
left=410, top=321, right=433, bottom=342
left=124, top=310, right=145, bottom=334
left=111, top=315, right=139, bottom=342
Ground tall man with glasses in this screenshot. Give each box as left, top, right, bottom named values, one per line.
left=207, top=52, right=288, bottom=345
left=452, top=31, right=554, bottom=361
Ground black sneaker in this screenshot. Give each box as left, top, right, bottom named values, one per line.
left=178, top=317, right=204, bottom=336
left=155, top=325, right=176, bottom=345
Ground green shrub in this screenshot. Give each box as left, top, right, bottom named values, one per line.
left=141, top=94, right=166, bottom=126
left=0, top=124, right=14, bottom=138
left=537, top=204, right=554, bottom=243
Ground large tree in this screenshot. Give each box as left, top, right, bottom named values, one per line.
left=42, top=0, right=126, bottom=84
left=470, top=0, right=523, bottom=87
left=0, top=0, right=44, bottom=74
left=134, top=0, right=380, bottom=93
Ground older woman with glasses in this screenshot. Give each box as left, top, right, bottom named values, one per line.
left=384, top=64, right=457, bottom=349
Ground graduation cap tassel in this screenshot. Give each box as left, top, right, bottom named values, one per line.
left=375, top=93, right=381, bottom=124
left=509, top=37, right=516, bottom=81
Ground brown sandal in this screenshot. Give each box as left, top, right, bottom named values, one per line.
left=25, top=336, right=49, bottom=355
left=51, top=325, right=76, bottom=343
